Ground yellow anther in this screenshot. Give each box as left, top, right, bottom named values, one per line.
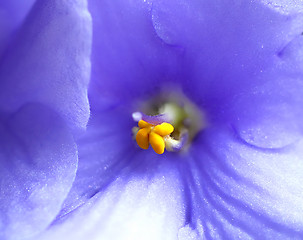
left=136, top=128, right=151, bottom=149
left=138, top=120, right=152, bottom=129
left=135, top=121, right=174, bottom=154
left=153, top=122, right=174, bottom=136
left=149, top=131, right=165, bottom=154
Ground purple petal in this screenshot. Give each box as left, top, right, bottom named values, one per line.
left=56, top=100, right=179, bottom=217
left=228, top=70, right=303, bottom=148
left=150, top=0, right=303, bottom=148
left=151, top=0, right=303, bottom=108
left=35, top=104, right=185, bottom=239
left=88, top=0, right=183, bottom=110
left=0, top=0, right=92, bottom=135
left=0, top=103, right=78, bottom=240
left=57, top=104, right=134, bottom=217
left=226, top=34, right=303, bottom=149
left=37, top=167, right=185, bottom=240
left=181, top=127, right=303, bottom=239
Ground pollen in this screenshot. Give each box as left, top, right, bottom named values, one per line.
left=135, top=120, right=174, bottom=154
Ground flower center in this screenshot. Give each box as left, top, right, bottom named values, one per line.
left=132, top=92, right=205, bottom=154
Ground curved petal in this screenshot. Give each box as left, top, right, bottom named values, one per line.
left=149, top=0, right=303, bottom=148
left=57, top=103, right=135, bottom=217
left=36, top=166, right=184, bottom=240
left=228, top=70, right=303, bottom=149
left=0, top=0, right=35, bottom=57
left=0, top=103, right=78, bottom=240
left=56, top=100, right=183, bottom=215
left=0, top=0, right=92, bottom=135
left=88, top=0, right=184, bottom=110
left=182, top=127, right=303, bottom=239
left=35, top=103, right=185, bottom=239
left=151, top=0, right=303, bottom=109
left=88, top=0, right=303, bottom=138
left=225, top=33, right=303, bottom=149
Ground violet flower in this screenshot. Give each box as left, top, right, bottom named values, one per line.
left=1, top=0, right=303, bottom=240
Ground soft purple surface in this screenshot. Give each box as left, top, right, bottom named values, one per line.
left=0, top=0, right=92, bottom=239
left=0, top=0, right=35, bottom=56
left=0, top=103, right=78, bottom=240
left=87, top=0, right=183, bottom=110
left=38, top=160, right=185, bottom=240
left=185, top=127, right=303, bottom=239
left=0, top=0, right=92, bottom=136
left=1, top=0, right=303, bottom=239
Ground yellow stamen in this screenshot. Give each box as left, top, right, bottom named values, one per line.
left=153, top=122, right=174, bottom=136
left=136, top=127, right=151, bottom=149
left=149, top=131, right=165, bottom=154
left=138, top=120, right=152, bottom=129
left=135, top=120, right=174, bottom=154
